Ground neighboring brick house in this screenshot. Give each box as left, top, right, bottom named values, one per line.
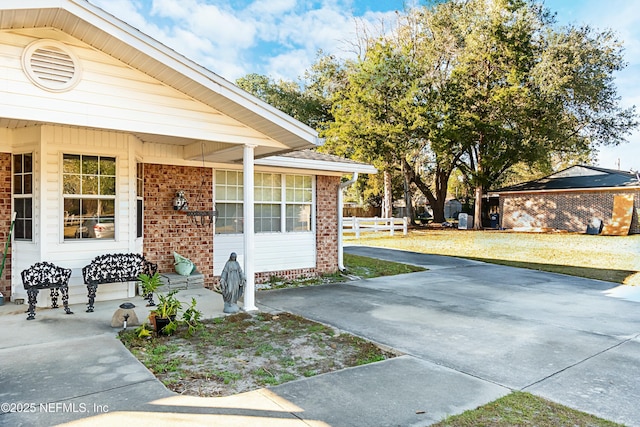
left=0, top=1, right=375, bottom=308
left=495, top=165, right=640, bottom=234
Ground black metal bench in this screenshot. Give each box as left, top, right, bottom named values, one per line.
left=82, top=253, right=157, bottom=312
left=21, top=262, right=73, bottom=320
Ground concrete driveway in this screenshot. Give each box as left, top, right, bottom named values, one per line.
left=257, top=246, right=640, bottom=427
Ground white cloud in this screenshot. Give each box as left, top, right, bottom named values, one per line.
left=265, top=49, right=316, bottom=82
left=89, top=0, right=400, bottom=80
left=159, top=1, right=256, bottom=48
left=247, top=0, right=297, bottom=16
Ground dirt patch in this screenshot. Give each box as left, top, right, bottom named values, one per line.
left=119, top=311, right=398, bottom=397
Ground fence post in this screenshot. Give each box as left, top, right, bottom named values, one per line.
left=354, top=216, right=360, bottom=239
left=390, top=218, right=394, bottom=236
left=403, top=217, right=408, bottom=235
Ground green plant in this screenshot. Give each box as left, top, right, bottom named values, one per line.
left=138, top=272, right=161, bottom=294
left=150, top=290, right=182, bottom=335
left=182, top=297, right=203, bottom=337
left=152, top=290, right=182, bottom=319
left=135, top=322, right=153, bottom=338
left=138, top=272, right=162, bottom=306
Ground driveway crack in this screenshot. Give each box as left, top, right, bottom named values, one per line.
left=521, top=332, right=640, bottom=391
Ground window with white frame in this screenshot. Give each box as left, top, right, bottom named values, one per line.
left=12, top=153, right=33, bottom=240
left=255, top=172, right=282, bottom=232
left=215, top=170, right=244, bottom=234
left=285, top=175, right=312, bottom=232
left=215, top=170, right=313, bottom=234
left=62, top=154, right=116, bottom=240
left=136, top=162, right=143, bottom=239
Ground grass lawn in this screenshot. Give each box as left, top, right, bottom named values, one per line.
left=120, top=312, right=396, bottom=397
left=432, top=391, right=623, bottom=427
left=345, top=228, right=640, bottom=284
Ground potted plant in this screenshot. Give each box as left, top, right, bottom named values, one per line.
left=149, top=290, right=182, bottom=335
left=138, top=272, right=161, bottom=306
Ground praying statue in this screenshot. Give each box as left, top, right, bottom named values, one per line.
left=220, top=252, right=245, bottom=313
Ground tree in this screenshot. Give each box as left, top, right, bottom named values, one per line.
left=438, top=0, right=636, bottom=228
left=321, top=8, right=467, bottom=222
left=236, top=73, right=330, bottom=130
left=237, top=0, right=637, bottom=228
left=321, top=42, right=422, bottom=218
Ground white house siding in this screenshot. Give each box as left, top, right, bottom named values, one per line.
left=214, top=233, right=316, bottom=276
left=7, top=125, right=143, bottom=305
left=9, top=127, right=42, bottom=302
left=0, top=29, right=274, bottom=146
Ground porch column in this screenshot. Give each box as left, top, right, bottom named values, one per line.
left=242, top=144, right=258, bottom=311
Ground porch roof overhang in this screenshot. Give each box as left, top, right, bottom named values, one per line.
left=256, top=150, right=378, bottom=175
left=0, top=0, right=320, bottom=163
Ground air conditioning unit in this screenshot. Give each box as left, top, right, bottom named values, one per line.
left=458, top=213, right=473, bottom=230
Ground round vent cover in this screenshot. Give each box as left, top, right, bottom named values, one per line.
left=22, top=40, right=81, bottom=92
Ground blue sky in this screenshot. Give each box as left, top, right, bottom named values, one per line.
left=90, top=0, right=640, bottom=170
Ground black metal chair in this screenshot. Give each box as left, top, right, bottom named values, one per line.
left=82, top=253, right=157, bottom=312
left=21, top=262, right=73, bottom=320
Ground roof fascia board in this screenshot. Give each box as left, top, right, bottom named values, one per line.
left=255, top=156, right=378, bottom=174
left=496, top=186, right=640, bottom=195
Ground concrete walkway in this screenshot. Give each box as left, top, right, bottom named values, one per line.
left=0, top=246, right=639, bottom=426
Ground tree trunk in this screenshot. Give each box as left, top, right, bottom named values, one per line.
left=382, top=169, right=393, bottom=218
left=401, top=161, right=415, bottom=224
left=473, top=184, right=483, bottom=230
left=400, top=157, right=451, bottom=223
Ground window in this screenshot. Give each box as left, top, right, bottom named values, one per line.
left=62, top=154, right=116, bottom=240
left=215, top=170, right=313, bottom=235
left=285, top=175, right=312, bottom=232
left=255, top=172, right=281, bottom=232
left=136, top=162, right=143, bottom=239
left=215, top=170, right=244, bottom=234
left=12, top=154, right=33, bottom=240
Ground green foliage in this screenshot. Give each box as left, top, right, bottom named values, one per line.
left=147, top=292, right=203, bottom=336
left=138, top=272, right=161, bottom=295
left=344, top=253, right=425, bottom=278
left=236, top=73, right=330, bottom=130
left=152, top=290, right=182, bottom=319
left=134, top=322, right=152, bottom=339
left=181, top=297, right=203, bottom=337
left=237, top=1, right=637, bottom=226
left=432, top=391, right=623, bottom=427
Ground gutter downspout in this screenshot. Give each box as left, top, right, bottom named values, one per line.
left=337, top=172, right=358, bottom=271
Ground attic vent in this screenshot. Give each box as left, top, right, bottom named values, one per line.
left=22, top=40, right=81, bottom=92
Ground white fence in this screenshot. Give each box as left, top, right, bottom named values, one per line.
left=343, top=217, right=408, bottom=238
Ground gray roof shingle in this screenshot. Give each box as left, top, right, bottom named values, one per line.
left=496, top=165, right=640, bottom=192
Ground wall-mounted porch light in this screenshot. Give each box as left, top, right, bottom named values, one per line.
left=173, top=191, right=188, bottom=211
left=173, top=190, right=217, bottom=226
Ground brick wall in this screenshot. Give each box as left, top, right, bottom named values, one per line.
left=500, top=190, right=640, bottom=234
left=0, top=153, right=11, bottom=299
left=315, top=175, right=340, bottom=274
left=145, top=169, right=341, bottom=288
left=143, top=163, right=214, bottom=287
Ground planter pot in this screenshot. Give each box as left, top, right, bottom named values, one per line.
left=154, top=316, right=176, bottom=335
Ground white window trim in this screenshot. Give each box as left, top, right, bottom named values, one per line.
left=215, top=170, right=315, bottom=235
left=12, top=153, right=34, bottom=241
left=60, top=153, right=117, bottom=242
